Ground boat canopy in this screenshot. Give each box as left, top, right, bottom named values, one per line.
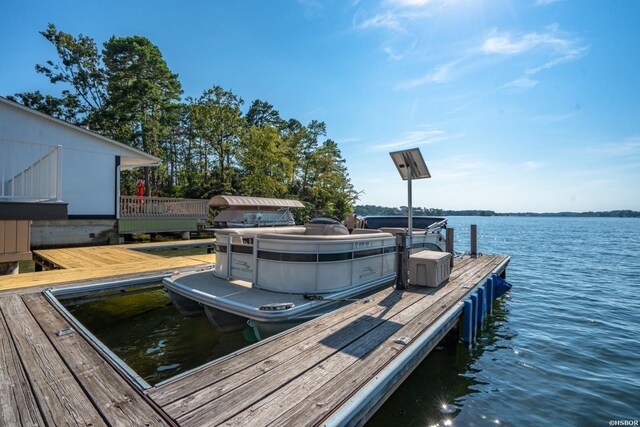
left=209, top=195, right=305, bottom=209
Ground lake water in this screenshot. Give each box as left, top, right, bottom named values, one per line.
left=66, top=217, right=640, bottom=425
left=369, top=216, right=640, bottom=426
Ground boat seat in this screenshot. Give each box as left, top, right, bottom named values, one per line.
left=257, top=232, right=394, bottom=241
left=215, top=226, right=306, bottom=237
left=303, top=223, right=350, bottom=236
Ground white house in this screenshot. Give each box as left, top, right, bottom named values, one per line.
left=0, top=96, right=207, bottom=258
left=0, top=97, right=160, bottom=219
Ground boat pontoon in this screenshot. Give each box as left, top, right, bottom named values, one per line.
left=164, top=218, right=447, bottom=339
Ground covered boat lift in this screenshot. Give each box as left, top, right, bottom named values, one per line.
left=209, top=195, right=305, bottom=228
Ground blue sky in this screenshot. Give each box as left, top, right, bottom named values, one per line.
left=1, top=0, right=639, bottom=212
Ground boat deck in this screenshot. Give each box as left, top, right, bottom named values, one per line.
left=0, top=249, right=508, bottom=426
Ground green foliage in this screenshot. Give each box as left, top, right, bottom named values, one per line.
left=10, top=24, right=359, bottom=221
left=238, top=126, right=292, bottom=197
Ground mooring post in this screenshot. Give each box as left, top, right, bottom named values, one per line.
left=396, top=231, right=408, bottom=290
left=470, top=224, right=477, bottom=257
left=446, top=227, right=454, bottom=268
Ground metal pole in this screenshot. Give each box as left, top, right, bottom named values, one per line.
left=407, top=165, right=413, bottom=252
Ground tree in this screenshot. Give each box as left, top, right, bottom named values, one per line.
left=188, top=86, right=245, bottom=195
left=246, top=99, right=284, bottom=128
left=238, top=126, right=292, bottom=197
left=7, top=90, right=80, bottom=123
left=10, top=23, right=106, bottom=125
left=304, top=139, right=357, bottom=219
left=102, top=35, right=183, bottom=195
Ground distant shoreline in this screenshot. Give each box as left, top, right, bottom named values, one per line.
left=354, top=206, right=640, bottom=218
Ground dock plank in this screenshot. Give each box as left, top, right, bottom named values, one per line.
left=0, top=302, right=44, bottom=426
left=147, top=258, right=477, bottom=408
left=0, top=295, right=106, bottom=426
left=22, top=293, right=170, bottom=426
left=272, top=255, right=507, bottom=427
left=0, top=257, right=210, bottom=293
left=222, top=256, right=501, bottom=427
left=171, top=257, right=493, bottom=425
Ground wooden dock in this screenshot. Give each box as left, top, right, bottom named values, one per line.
left=0, top=247, right=508, bottom=426
left=0, top=240, right=215, bottom=294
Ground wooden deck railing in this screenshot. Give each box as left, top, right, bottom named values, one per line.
left=119, top=196, right=209, bottom=219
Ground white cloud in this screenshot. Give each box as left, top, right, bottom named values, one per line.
left=373, top=129, right=463, bottom=150
left=480, top=28, right=572, bottom=55
left=505, top=77, right=539, bottom=89
left=397, top=61, right=457, bottom=88
left=525, top=46, right=589, bottom=75
left=589, top=137, right=640, bottom=157
left=356, top=12, right=405, bottom=31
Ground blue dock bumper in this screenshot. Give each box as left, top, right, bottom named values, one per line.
left=463, top=273, right=512, bottom=345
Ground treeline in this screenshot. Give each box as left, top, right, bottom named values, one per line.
left=355, top=205, right=640, bottom=218
left=9, top=24, right=357, bottom=221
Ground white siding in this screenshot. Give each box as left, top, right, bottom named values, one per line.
left=0, top=102, right=134, bottom=216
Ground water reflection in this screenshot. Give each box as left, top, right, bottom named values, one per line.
left=367, top=298, right=514, bottom=427
left=66, top=288, right=250, bottom=385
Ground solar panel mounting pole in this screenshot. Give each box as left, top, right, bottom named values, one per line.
left=389, top=148, right=431, bottom=291
left=407, top=164, right=413, bottom=254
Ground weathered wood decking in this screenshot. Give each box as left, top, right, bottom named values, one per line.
left=0, top=292, right=171, bottom=426
left=0, top=247, right=508, bottom=426
left=146, top=254, right=508, bottom=426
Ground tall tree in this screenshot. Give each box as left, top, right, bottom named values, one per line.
left=189, top=86, right=245, bottom=195
left=305, top=139, right=357, bottom=219
left=9, top=23, right=106, bottom=124
left=238, top=126, right=292, bottom=197
left=102, top=35, right=183, bottom=194
left=246, top=99, right=284, bottom=129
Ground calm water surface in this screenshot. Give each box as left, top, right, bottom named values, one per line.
left=67, top=217, right=640, bottom=425
left=370, top=217, right=640, bottom=426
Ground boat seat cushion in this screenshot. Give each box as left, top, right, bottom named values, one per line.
left=303, top=223, right=350, bottom=236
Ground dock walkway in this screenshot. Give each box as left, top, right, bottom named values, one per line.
left=0, top=249, right=508, bottom=426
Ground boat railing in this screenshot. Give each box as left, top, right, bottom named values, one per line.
left=214, top=227, right=399, bottom=293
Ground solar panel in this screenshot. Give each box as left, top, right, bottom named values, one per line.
left=389, top=148, right=431, bottom=180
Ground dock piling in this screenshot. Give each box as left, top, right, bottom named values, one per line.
left=470, top=224, right=477, bottom=256
left=395, top=231, right=408, bottom=290
left=446, top=227, right=454, bottom=268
